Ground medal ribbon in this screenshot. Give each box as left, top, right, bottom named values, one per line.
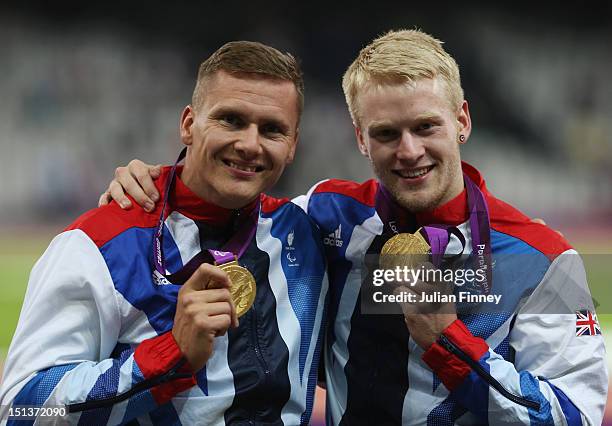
left=376, top=174, right=492, bottom=293
left=152, top=148, right=260, bottom=285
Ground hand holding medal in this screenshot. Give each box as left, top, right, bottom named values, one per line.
left=173, top=263, right=239, bottom=371
left=380, top=229, right=456, bottom=315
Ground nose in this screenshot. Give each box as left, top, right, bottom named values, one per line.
left=395, top=131, right=425, bottom=163
left=234, top=124, right=263, bottom=159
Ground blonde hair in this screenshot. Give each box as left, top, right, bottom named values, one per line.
left=342, top=29, right=463, bottom=125
left=192, top=41, right=304, bottom=118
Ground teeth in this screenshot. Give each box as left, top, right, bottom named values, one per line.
left=399, top=167, right=430, bottom=178
left=228, top=162, right=257, bottom=172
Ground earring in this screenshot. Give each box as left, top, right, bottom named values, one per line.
left=458, top=134, right=466, bottom=143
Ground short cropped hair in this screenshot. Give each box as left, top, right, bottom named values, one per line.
left=342, top=29, right=464, bottom=125
left=192, top=41, right=304, bottom=119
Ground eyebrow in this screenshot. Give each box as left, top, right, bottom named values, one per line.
left=367, top=121, right=394, bottom=132
left=414, top=112, right=442, bottom=121
left=211, top=106, right=292, bottom=133
left=368, top=112, right=443, bottom=130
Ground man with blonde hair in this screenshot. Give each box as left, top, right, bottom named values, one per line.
left=104, top=29, right=606, bottom=424
left=1, top=41, right=328, bottom=425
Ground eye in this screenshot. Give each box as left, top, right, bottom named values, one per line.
left=261, top=123, right=285, bottom=137
left=416, top=122, right=436, bottom=133
left=220, top=114, right=244, bottom=128
left=371, top=128, right=400, bottom=142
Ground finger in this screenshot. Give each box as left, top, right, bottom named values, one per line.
left=531, top=217, right=563, bottom=237
left=394, top=285, right=418, bottom=316
left=205, top=314, right=233, bottom=337
left=229, top=297, right=239, bottom=328
left=199, top=288, right=233, bottom=303
left=204, top=274, right=233, bottom=291
left=185, top=264, right=231, bottom=292
left=201, top=301, right=233, bottom=317
left=179, top=289, right=233, bottom=319
left=411, top=261, right=441, bottom=286
left=210, top=299, right=238, bottom=328
left=115, top=167, right=155, bottom=211
left=129, top=160, right=160, bottom=203
left=108, top=181, right=133, bottom=210
left=191, top=311, right=232, bottom=335
left=150, top=164, right=163, bottom=179
left=98, top=191, right=111, bottom=207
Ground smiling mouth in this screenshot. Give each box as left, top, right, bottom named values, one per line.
left=393, top=165, right=434, bottom=179
left=223, top=160, right=264, bottom=173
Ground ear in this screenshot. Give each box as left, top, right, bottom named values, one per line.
left=180, top=105, right=195, bottom=146
left=286, top=128, right=299, bottom=164
left=457, top=100, right=472, bottom=143
left=355, top=125, right=370, bottom=157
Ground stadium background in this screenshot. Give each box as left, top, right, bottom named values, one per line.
left=0, top=2, right=610, bottom=423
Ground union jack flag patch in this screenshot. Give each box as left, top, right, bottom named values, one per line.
left=575, top=310, right=601, bottom=336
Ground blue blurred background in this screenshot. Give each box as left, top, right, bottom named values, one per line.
left=0, top=1, right=610, bottom=423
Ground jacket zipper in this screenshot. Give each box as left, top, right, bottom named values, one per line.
left=250, top=306, right=270, bottom=376
left=232, top=209, right=242, bottom=232
left=438, top=335, right=540, bottom=411
left=249, top=305, right=270, bottom=423
left=67, top=358, right=192, bottom=413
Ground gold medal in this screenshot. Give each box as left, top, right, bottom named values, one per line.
left=217, top=260, right=256, bottom=317
left=380, top=228, right=431, bottom=270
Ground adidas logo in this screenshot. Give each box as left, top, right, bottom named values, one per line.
left=323, top=225, right=343, bottom=247
left=152, top=270, right=172, bottom=286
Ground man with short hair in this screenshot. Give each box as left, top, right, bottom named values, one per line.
left=0, top=41, right=328, bottom=425
left=104, top=30, right=607, bottom=424
left=309, top=30, right=607, bottom=425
